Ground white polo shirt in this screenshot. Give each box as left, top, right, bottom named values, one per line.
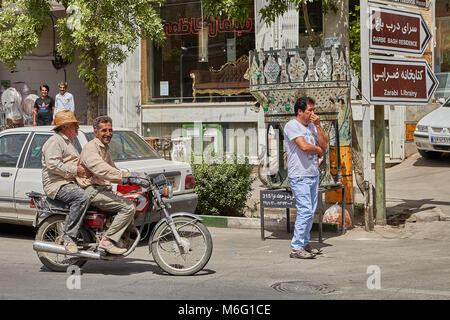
left=54, top=92, right=75, bottom=117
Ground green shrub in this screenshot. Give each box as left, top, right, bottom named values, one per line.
left=191, top=155, right=255, bottom=217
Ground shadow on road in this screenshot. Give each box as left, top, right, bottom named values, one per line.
left=79, top=259, right=216, bottom=276
left=0, top=223, right=35, bottom=240
left=262, top=230, right=336, bottom=250
left=412, top=153, right=450, bottom=167
left=38, top=254, right=217, bottom=277
left=386, top=198, right=450, bottom=226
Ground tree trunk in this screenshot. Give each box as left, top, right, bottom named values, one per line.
left=86, top=93, right=99, bottom=125
left=82, top=46, right=105, bottom=125
left=302, top=4, right=321, bottom=46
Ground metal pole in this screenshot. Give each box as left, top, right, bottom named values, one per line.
left=260, top=205, right=265, bottom=241
left=374, top=105, right=386, bottom=225
left=362, top=104, right=374, bottom=231
left=286, top=208, right=290, bottom=233
left=180, top=52, right=183, bottom=103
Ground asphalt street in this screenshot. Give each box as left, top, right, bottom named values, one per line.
left=1, top=152, right=450, bottom=302
left=1, top=222, right=450, bottom=301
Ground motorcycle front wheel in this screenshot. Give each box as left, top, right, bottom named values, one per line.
left=150, top=216, right=213, bottom=276
left=35, top=215, right=90, bottom=272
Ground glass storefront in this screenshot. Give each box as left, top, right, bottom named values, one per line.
left=148, top=0, right=255, bottom=104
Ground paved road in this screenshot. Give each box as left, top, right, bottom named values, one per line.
left=1, top=153, right=450, bottom=302
left=385, top=153, right=450, bottom=217
left=1, top=222, right=450, bottom=301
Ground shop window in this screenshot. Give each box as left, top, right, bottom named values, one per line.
left=149, top=0, right=255, bottom=104
left=182, top=123, right=223, bottom=159
left=223, top=122, right=258, bottom=162
left=142, top=123, right=182, bottom=139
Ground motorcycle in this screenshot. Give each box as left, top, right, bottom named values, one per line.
left=29, top=174, right=213, bottom=276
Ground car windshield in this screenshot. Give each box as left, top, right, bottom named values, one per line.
left=85, top=131, right=161, bottom=162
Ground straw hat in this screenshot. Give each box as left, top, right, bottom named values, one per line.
left=53, top=110, right=79, bottom=130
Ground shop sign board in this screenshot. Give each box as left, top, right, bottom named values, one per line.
left=369, top=56, right=438, bottom=105
left=368, top=3, right=431, bottom=56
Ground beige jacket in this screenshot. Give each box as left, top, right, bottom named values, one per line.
left=76, top=137, right=122, bottom=188
left=41, top=132, right=79, bottom=199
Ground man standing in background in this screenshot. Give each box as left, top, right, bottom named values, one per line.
left=33, top=84, right=54, bottom=126
left=54, top=82, right=75, bottom=116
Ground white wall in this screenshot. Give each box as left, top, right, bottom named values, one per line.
left=107, top=45, right=141, bottom=132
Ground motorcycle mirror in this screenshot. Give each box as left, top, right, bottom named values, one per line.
left=152, top=173, right=167, bottom=187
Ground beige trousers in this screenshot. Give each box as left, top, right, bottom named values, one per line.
left=85, top=185, right=135, bottom=243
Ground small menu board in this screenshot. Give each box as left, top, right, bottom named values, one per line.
left=260, top=190, right=296, bottom=209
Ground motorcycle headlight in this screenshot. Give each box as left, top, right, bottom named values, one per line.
left=416, top=125, right=428, bottom=133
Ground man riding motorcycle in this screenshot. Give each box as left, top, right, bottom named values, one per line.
left=76, top=115, right=149, bottom=255
left=41, top=110, right=92, bottom=254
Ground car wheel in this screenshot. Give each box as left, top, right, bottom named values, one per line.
left=418, top=149, right=442, bottom=160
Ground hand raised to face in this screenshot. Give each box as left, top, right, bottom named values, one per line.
left=310, top=111, right=321, bottom=126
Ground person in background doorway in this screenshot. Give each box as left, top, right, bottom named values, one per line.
left=33, top=84, right=55, bottom=126
left=54, top=82, right=75, bottom=117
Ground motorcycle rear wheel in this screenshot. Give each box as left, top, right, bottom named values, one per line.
left=35, top=215, right=90, bottom=272
left=151, top=216, right=213, bottom=276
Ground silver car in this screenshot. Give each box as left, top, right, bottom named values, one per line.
left=0, top=126, right=197, bottom=226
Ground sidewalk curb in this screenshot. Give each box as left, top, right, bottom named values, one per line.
left=199, top=215, right=339, bottom=232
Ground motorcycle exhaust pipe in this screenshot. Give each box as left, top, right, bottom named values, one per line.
left=33, top=241, right=101, bottom=260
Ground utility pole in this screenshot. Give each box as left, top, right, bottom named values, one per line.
left=374, top=105, right=386, bottom=224
left=360, top=0, right=437, bottom=229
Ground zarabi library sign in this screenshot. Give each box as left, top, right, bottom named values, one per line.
left=369, top=56, right=438, bottom=104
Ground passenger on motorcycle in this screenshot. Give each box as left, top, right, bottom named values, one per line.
left=41, top=110, right=92, bottom=254
left=75, top=116, right=149, bottom=255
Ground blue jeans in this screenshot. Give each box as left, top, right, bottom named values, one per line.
left=289, top=176, right=319, bottom=251
left=55, top=183, right=90, bottom=241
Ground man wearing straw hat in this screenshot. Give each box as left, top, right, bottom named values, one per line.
left=41, top=110, right=92, bottom=254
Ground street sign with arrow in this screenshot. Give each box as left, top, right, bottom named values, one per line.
left=369, top=56, right=439, bottom=105
left=368, top=3, right=432, bottom=56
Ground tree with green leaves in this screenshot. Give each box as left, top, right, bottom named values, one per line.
left=0, top=0, right=165, bottom=124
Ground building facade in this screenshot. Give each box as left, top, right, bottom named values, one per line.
left=105, top=0, right=447, bottom=166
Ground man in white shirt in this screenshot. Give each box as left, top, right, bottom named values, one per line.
left=54, top=82, right=75, bottom=117
left=284, top=97, right=328, bottom=259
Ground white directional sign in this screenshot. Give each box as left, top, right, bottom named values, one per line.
left=368, top=3, right=432, bottom=56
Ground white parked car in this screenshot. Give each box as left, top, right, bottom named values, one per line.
left=414, top=97, right=450, bottom=159
left=0, top=126, right=197, bottom=226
